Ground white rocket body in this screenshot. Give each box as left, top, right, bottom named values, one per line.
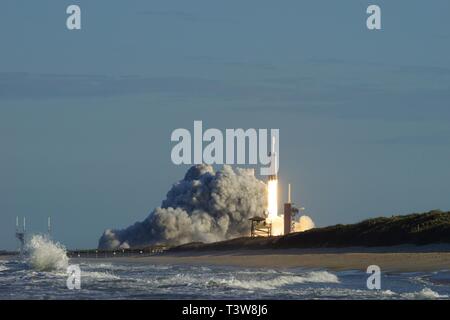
left=267, top=135, right=278, bottom=218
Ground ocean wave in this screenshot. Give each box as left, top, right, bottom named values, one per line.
left=189, top=266, right=211, bottom=272
left=138, top=270, right=341, bottom=291
left=163, top=273, right=196, bottom=286
left=401, top=287, right=448, bottom=299
left=211, top=271, right=339, bottom=290
left=87, top=263, right=114, bottom=269
left=3, top=259, right=450, bottom=300
left=381, top=290, right=396, bottom=297
left=149, top=265, right=173, bottom=271
left=236, top=269, right=282, bottom=275
left=424, top=271, right=450, bottom=286
left=26, top=235, right=68, bottom=272
left=82, top=271, right=121, bottom=281
left=82, top=263, right=131, bottom=272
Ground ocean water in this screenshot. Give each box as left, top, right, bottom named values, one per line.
left=0, top=257, right=449, bottom=299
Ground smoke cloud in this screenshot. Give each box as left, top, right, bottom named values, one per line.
left=98, top=165, right=268, bottom=249
left=294, top=215, right=315, bottom=232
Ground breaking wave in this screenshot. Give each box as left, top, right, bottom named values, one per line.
left=26, top=234, right=69, bottom=272
left=138, top=270, right=339, bottom=291
left=401, top=287, right=448, bottom=299
left=217, top=271, right=339, bottom=290
left=2, top=257, right=449, bottom=299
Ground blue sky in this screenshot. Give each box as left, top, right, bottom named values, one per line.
left=1, top=0, right=450, bottom=249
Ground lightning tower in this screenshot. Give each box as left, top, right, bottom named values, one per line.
left=15, top=216, right=26, bottom=254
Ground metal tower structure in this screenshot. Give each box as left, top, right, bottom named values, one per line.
left=15, top=216, right=26, bottom=254
left=47, top=216, right=52, bottom=236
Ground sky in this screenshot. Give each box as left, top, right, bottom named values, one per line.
left=1, top=0, right=450, bottom=250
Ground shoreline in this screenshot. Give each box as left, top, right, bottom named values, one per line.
left=73, top=246, right=450, bottom=272
left=4, top=244, right=449, bottom=272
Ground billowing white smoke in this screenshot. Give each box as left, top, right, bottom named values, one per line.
left=26, top=234, right=69, bottom=271
left=98, top=165, right=268, bottom=249
left=294, top=215, right=315, bottom=232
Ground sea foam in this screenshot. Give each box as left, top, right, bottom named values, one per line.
left=26, top=234, right=69, bottom=272
left=215, top=271, right=339, bottom=290
left=402, top=287, right=448, bottom=299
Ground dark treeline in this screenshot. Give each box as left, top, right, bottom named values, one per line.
left=169, top=210, right=450, bottom=252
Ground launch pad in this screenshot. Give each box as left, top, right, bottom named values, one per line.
left=249, top=216, right=272, bottom=237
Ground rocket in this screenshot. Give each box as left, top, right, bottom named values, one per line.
left=268, top=136, right=277, bottom=181
left=267, top=135, right=278, bottom=218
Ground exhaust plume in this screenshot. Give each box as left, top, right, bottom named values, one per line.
left=294, top=215, right=315, bottom=232
left=99, top=165, right=268, bottom=249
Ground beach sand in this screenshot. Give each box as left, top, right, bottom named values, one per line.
left=74, top=246, right=450, bottom=272
left=4, top=245, right=448, bottom=272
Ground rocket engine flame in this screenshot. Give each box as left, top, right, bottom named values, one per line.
left=267, top=179, right=278, bottom=219
left=267, top=177, right=284, bottom=236
left=266, top=134, right=281, bottom=234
